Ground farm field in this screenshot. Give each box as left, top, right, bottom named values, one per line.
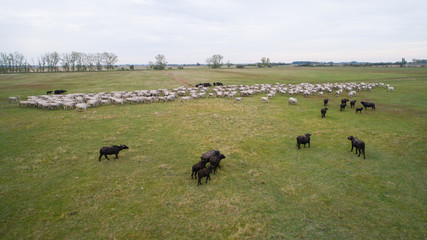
left=0, top=67, right=426, bottom=239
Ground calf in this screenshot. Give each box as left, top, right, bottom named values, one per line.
left=99, top=145, right=129, bottom=161
left=347, top=136, right=366, bottom=159
left=321, top=108, right=328, bottom=118
left=296, top=133, right=311, bottom=150
left=350, top=100, right=356, bottom=108
left=47, top=91, right=53, bottom=95
left=191, top=160, right=206, bottom=179
left=198, top=165, right=214, bottom=185
left=340, top=103, right=346, bottom=112
left=323, top=98, right=329, bottom=106
left=355, top=107, right=363, bottom=114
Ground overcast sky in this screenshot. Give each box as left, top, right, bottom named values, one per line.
left=1, top=0, right=426, bottom=64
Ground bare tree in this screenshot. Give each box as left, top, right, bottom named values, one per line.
left=95, top=53, right=104, bottom=71
left=103, top=52, right=118, bottom=70
left=75, top=52, right=85, bottom=71
left=8, top=53, right=14, bottom=72
left=51, top=52, right=60, bottom=72
left=13, top=52, right=25, bottom=72
left=61, top=53, right=71, bottom=71
left=71, top=51, right=80, bottom=71
left=37, top=54, right=48, bottom=72
left=86, top=53, right=96, bottom=71
left=0, top=52, right=8, bottom=73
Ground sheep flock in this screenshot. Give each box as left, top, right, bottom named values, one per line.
left=11, top=82, right=393, bottom=111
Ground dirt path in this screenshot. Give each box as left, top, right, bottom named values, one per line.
left=165, top=73, right=193, bottom=87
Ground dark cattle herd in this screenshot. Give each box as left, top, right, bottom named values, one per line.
left=9, top=81, right=395, bottom=185
left=192, top=150, right=226, bottom=185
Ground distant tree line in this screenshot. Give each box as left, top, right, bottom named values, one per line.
left=0, top=52, right=33, bottom=73
left=0, top=51, right=118, bottom=73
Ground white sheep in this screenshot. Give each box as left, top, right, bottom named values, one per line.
left=261, top=97, right=270, bottom=103
left=348, top=91, right=357, bottom=97
left=143, top=97, right=155, bottom=103
left=234, top=97, right=243, bottom=103
left=166, top=95, right=176, bottom=101
left=288, top=97, right=298, bottom=105
left=63, top=102, right=76, bottom=110
left=39, top=101, right=51, bottom=110
left=76, top=103, right=88, bottom=111
left=112, top=98, right=124, bottom=104
left=19, top=101, right=29, bottom=107
left=9, top=97, right=20, bottom=103
left=180, top=96, right=192, bottom=103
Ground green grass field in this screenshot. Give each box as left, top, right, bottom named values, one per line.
left=0, top=67, right=426, bottom=239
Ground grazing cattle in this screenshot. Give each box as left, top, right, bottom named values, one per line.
left=201, top=150, right=221, bottom=164
left=347, top=136, right=366, bottom=159
left=209, top=154, right=226, bottom=174
left=341, top=98, right=349, bottom=105
left=340, top=103, right=346, bottom=111
left=213, top=82, right=223, bottom=86
left=321, top=108, right=328, bottom=118
left=360, top=101, right=376, bottom=110
left=323, top=98, right=328, bottom=106
left=54, top=90, right=67, bottom=94
left=99, top=145, right=129, bottom=161
left=296, top=133, right=311, bottom=150
left=195, top=83, right=211, bottom=88
left=191, top=160, right=206, bottom=179
left=198, top=165, right=214, bottom=185
left=47, top=91, right=53, bottom=95
left=355, top=107, right=363, bottom=114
